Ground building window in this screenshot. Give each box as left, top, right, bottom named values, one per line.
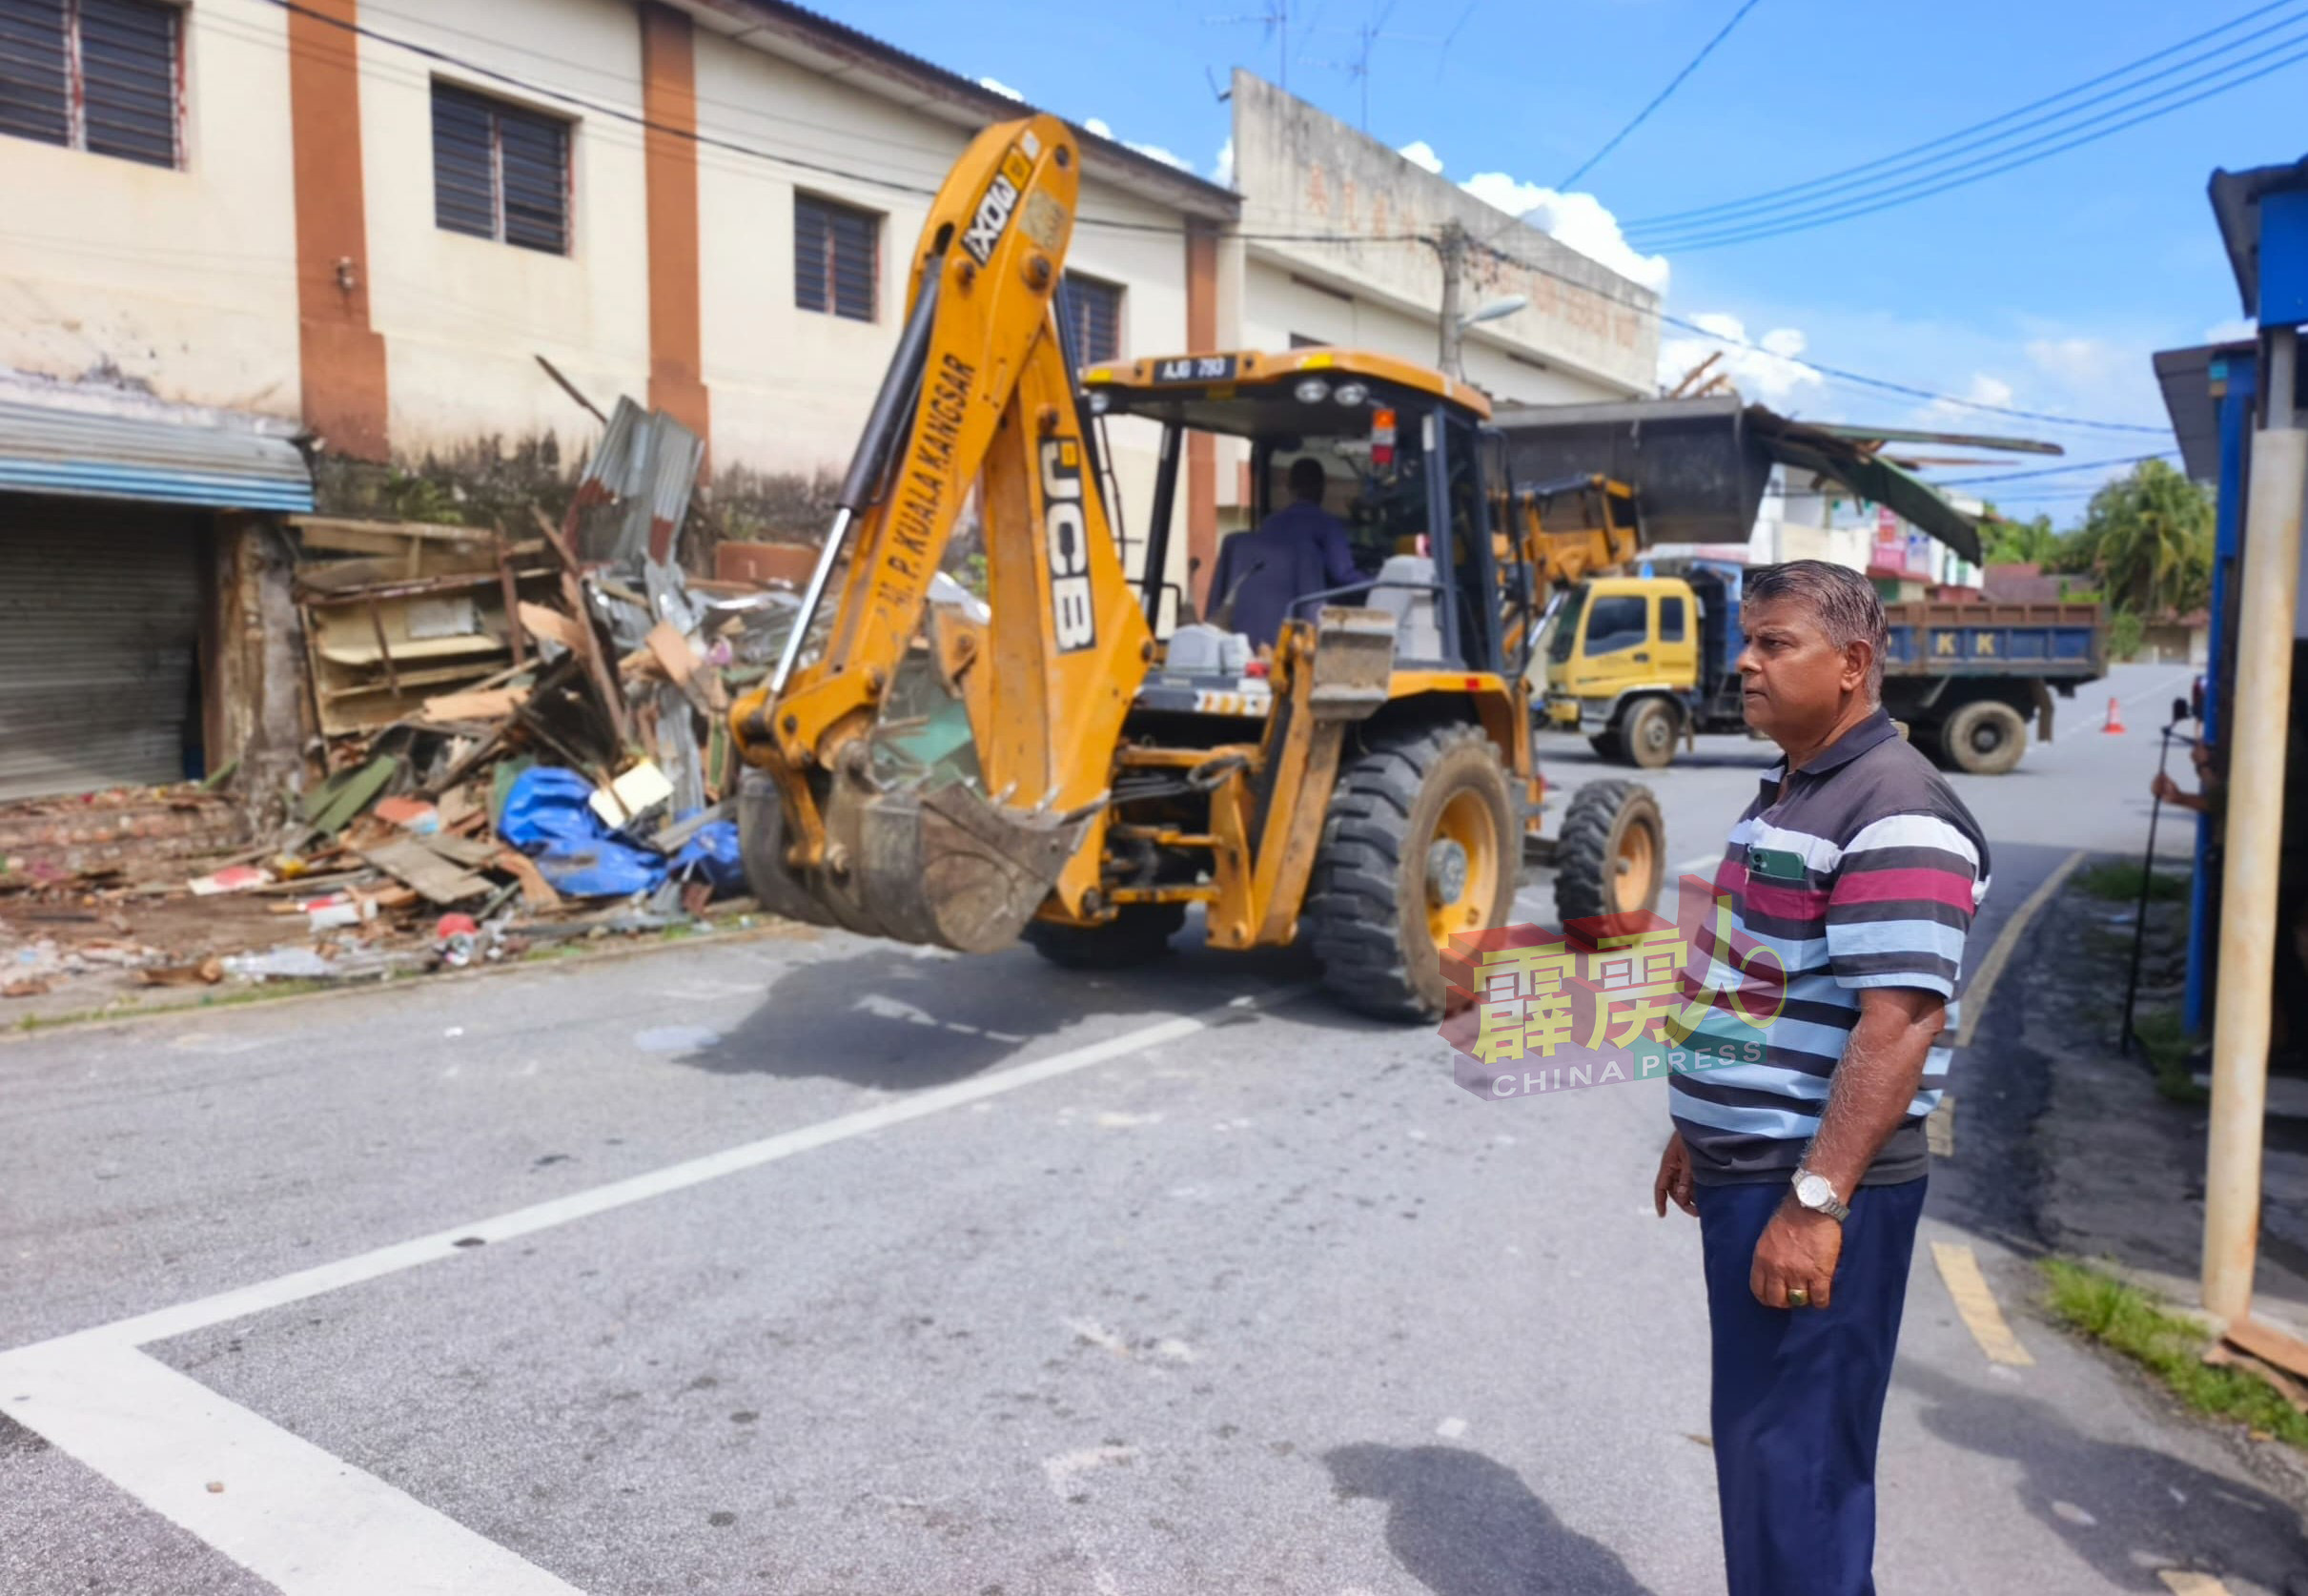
left=1058, top=275, right=1123, bottom=363
left=795, top=194, right=879, bottom=321
left=432, top=82, right=570, bottom=255
left=0, top=0, right=181, bottom=169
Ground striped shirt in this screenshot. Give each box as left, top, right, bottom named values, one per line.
left=1670, top=707, right=1990, bottom=1186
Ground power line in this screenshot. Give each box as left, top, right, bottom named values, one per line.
left=1638, top=36, right=2308, bottom=252
left=1930, top=451, right=2178, bottom=486
left=1628, top=13, right=2308, bottom=250
left=1626, top=0, right=2304, bottom=233
left=1558, top=0, right=1764, bottom=191
left=1461, top=235, right=2170, bottom=435
left=216, top=0, right=2166, bottom=440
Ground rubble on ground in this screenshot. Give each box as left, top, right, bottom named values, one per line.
left=0, top=396, right=827, bottom=1013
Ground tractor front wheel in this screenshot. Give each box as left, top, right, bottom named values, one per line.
left=1306, top=724, right=1520, bottom=1022
left=1552, top=779, right=1666, bottom=931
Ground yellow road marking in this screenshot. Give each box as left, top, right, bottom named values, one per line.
left=1956, top=849, right=2086, bottom=1048
left=2158, top=1572, right=2232, bottom=1595
left=1926, top=1093, right=1955, bottom=1158
left=1931, top=1240, right=2035, bottom=1366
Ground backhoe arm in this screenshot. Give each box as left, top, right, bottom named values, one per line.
left=729, top=114, right=1151, bottom=952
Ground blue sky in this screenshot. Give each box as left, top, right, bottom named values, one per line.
left=827, top=0, right=2302, bottom=522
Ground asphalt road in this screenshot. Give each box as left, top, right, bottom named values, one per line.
left=10, top=661, right=2300, bottom=1596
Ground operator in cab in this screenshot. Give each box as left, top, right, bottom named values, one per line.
left=1209, top=456, right=1364, bottom=651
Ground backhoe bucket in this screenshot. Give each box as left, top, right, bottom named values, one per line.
left=738, top=768, right=1091, bottom=955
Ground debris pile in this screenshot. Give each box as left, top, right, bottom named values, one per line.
left=1, top=397, right=826, bottom=1008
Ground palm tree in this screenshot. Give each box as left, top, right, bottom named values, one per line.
left=2079, top=460, right=2214, bottom=619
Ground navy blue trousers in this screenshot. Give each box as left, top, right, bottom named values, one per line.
left=1697, top=1176, right=1928, bottom=1596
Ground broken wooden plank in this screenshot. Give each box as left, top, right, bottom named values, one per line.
left=420, top=686, right=531, bottom=725
left=496, top=848, right=564, bottom=911
left=518, top=602, right=586, bottom=651
left=419, top=833, right=500, bottom=870
left=644, top=621, right=700, bottom=686
left=357, top=838, right=492, bottom=905
left=2224, top=1316, right=2308, bottom=1382
left=528, top=501, right=633, bottom=749
left=497, top=528, right=528, bottom=668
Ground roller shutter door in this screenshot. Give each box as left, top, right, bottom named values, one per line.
left=0, top=500, right=205, bottom=800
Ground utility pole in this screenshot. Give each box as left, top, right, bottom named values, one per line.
left=1434, top=222, right=1467, bottom=381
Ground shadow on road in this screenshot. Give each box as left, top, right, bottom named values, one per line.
left=1323, top=1443, right=1658, bottom=1596
left=673, top=927, right=1360, bottom=1088
left=1902, top=1361, right=2308, bottom=1591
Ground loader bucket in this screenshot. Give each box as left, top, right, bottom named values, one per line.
left=738, top=767, right=1090, bottom=955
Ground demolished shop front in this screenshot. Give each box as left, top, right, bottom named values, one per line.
left=0, top=398, right=314, bottom=805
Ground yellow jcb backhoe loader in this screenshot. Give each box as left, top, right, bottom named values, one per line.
left=728, top=113, right=1665, bottom=1020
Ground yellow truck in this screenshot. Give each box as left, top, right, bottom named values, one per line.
left=1539, top=560, right=2108, bottom=774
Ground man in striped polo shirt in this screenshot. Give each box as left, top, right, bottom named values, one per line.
left=1651, top=561, right=1988, bottom=1596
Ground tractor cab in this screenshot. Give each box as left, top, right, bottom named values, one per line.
left=1083, top=348, right=1516, bottom=701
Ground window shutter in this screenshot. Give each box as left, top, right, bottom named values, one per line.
left=1060, top=278, right=1122, bottom=364
left=77, top=0, right=174, bottom=167
left=795, top=195, right=878, bottom=322
left=432, top=86, right=498, bottom=240
left=498, top=111, right=568, bottom=254
left=0, top=0, right=68, bottom=148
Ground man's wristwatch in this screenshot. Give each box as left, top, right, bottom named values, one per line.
left=1791, top=1168, right=1851, bottom=1223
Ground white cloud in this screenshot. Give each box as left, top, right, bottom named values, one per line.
left=1213, top=135, right=1235, bottom=188
left=1925, top=372, right=2015, bottom=420
left=978, top=76, right=1024, bottom=101
left=1125, top=140, right=1195, bottom=174
left=2023, top=337, right=2124, bottom=392
left=1397, top=139, right=1444, bottom=174
left=1656, top=313, right=1824, bottom=407
left=1082, top=115, right=1113, bottom=138
left=1457, top=172, right=1670, bottom=294
left=2205, top=317, right=2257, bottom=344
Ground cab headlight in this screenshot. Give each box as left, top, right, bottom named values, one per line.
left=1335, top=381, right=1368, bottom=407
left=1293, top=378, right=1330, bottom=404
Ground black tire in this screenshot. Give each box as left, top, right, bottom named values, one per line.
left=1942, top=700, right=2027, bottom=775
left=1623, top=698, right=1679, bottom=770
left=1306, top=723, right=1520, bottom=1023
left=1588, top=730, right=1625, bottom=762
left=1023, top=903, right=1187, bottom=969
left=1553, top=779, right=1666, bottom=931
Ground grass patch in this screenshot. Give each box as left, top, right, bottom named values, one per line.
left=2131, top=1008, right=2209, bottom=1103
left=2040, top=1258, right=2308, bottom=1445
left=2074, top=860, right=2188, bottom=903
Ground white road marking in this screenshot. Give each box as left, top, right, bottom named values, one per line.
left=0, top=1340, right=581, bottom=1595
left=1, top=995, right=1297, bottom=1596
left=1671, top=853, right=1722, bottom=880
left=1435, top=1417, right=1468, bottom=1440
left=1955, top=849, right=2085, bottom=1049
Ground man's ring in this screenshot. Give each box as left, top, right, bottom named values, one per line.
left=1787, top=1287, right=1809, bottom=1309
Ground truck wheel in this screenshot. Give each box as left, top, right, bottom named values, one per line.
left=1942, top=701, right=2027, bottom=775
left=1024, top=903, right=1187, bottom=969
left=1307, top=723, right=1519, bottom=1023
left=1553, top=779, right=1666, bottom=931
left=1623, top=699, right=1679, bottom=770
left=1588, top=730, right=1625, bottom=761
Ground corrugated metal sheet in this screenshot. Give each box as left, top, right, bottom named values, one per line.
left=0, top=398, right=313, bottom=511
left=0, top=503, right=204, bottom=801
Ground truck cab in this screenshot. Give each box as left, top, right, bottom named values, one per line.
left=1539, top=563, right=1744, bottom=768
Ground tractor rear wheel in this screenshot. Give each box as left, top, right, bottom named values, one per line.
left=1023, top=903, right=1188, bottom=969
left=1306, top=723, right=1520, bottom=1022
left=1553, top=779, right=1666, bottom=931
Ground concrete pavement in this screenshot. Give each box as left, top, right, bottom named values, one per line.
left=8, top=662, right=2298, bottom=1595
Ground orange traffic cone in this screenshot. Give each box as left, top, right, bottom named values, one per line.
left=2102, top=696, right=2127, bottom=734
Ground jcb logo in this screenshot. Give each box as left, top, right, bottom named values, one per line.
left=1041, top=440, right=1096, bottom=653
left=961, top=161, right=1027, bottom=266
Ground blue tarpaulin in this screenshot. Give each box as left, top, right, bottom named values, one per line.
left=499, top=768, right=742, bottom=899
